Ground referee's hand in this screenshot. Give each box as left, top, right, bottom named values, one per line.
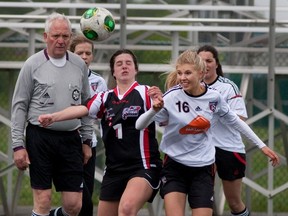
left=82, top=144, right=92, bottom=165
left=38, top=114, right=54, bottom=127
left=13, top=149, right=30, bottom=171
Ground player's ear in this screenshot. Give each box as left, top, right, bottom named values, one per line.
left=43, top=32, right=48, bottom=42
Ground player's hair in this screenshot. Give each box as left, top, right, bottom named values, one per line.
left=109, top=49, right=139, bottom=77
left=165, top=50, right=206, bottom=90
left=69, top=35, right=94, bottom=53
left=197, top=45, right=224, bottom=77
left=45, top=12, right=72, bottom=33
left=164, top=71, right=178, bottom=90
left=176, top=49, right=206, bottom=73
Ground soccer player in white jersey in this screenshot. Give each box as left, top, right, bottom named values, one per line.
left=197, top=45, right=279, bottom=216
left=135, top=50, right=280, bottom=216
left=68, top=35, right=108, bottom=216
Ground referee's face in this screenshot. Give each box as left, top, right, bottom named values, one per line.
left=44, top=19, right=72, bottom=59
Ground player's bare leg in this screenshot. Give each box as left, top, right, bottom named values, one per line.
left=118, top=177, right=153, bottom=216
left=97, top=200, right=119, bottom=216
left=164, top=192, right=186, bottom=216
left=222, top=179, right=249, bottom=215
left=32, top=189, right=52, bottom=215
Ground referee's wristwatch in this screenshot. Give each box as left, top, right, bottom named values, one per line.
left=82, top=139, right=92, bottom=148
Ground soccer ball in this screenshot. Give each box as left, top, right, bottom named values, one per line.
left=80, top=7, right=115, bottom=41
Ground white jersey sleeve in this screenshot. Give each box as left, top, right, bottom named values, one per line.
left=88, top=70, right=108, bottom=147
left=220, top=111, right=266, bottom=149
left=208, top=77, right=247, bottom=152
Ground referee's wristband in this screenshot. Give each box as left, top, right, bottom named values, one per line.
left=13, top=146, right=25, bottom=152
left=82, top=139, right=92, bottom=148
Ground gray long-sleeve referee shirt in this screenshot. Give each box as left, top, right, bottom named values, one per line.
left=11, top=49, right=93, bottom=150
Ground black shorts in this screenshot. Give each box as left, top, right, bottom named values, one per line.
left=160, top=156, right=215, bottom=209
left=26, top=123, right=83, bottom=192
left=215, top=147, right=246, bottom=181
left=99, top=168, right=161, bottom=203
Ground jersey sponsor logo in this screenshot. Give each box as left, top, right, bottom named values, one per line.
left=72, top=89, right=80, bottom=101
left=112, top=99, right=129, bottom=105
left=179, top=115, right=210, bottom=134
left=122, top=106, right=141, bottom=120
left=209, top=101, right=218, bottom=112
left=90, top=82, right=98, bottom=92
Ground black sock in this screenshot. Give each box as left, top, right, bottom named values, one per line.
left=231, top=207, right=250, bottom=216
left=49, top=207, right=68, bottom=216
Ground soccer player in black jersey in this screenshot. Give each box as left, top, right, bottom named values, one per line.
left=38, top=49, right=162, bottom=216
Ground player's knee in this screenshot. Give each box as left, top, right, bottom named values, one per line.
left=63, top=201, right=82, bottom=216
left=227, top=199, right=245, bottom=213
left=33, top=191, right=52, bottom=213
left=119, top=200, right=137, bottom=216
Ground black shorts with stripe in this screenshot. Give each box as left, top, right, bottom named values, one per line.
left=26, top=123, right=83, bottom=192
left=160, top=156, right=215, bottom=209
left=99, top=167, right=161, bottom=203
left=215, top=147, right=246, bottom=181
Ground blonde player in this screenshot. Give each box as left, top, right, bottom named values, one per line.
left=136, top=49, right=280, bottom=216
